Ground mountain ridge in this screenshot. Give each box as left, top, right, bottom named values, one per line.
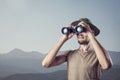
left=0, top=68, right=120, bottom=80
left=0, top=48, right=120, bottom=78
left=0, top=48, right=67, bottom=77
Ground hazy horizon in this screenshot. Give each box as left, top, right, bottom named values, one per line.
left=0, top=0, right=120, bottom=54
left=0, top=48, right=119, bottom=55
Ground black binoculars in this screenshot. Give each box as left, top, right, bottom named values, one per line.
left=61, top=26, right=86, bottom=35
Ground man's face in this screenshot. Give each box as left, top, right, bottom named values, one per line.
left=76, top=21, right=90, bottom=45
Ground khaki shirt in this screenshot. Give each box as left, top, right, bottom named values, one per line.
left=67, top=49, right=102, bottom=80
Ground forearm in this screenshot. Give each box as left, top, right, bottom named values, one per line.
left=42, top=35, right=67, bottom=67
left=88, top=33, right=112, bottom=69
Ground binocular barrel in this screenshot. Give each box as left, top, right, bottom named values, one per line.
left=61, top=26, right=86, bottom=35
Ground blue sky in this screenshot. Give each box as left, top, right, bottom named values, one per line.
left=0, top=0, right=120, bottom=53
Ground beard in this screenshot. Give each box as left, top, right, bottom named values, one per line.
left=78, top=40, right=89, bottom=45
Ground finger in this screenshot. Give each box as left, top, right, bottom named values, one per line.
left=67, top=24, right=72, bottom=28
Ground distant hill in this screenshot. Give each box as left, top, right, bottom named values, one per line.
left=102, top=67, right=120, bottom=80
left=0, top=48, right=67, bottom=77
left=108, top=51, right=120, bottom=67
left=0, top=68, right=120, bottom=80
left=0, top=70, right=67, bottom=80
left=0, top=48, right=120, bottom=78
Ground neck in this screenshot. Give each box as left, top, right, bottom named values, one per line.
left=79, top=42, right=93, bottom=52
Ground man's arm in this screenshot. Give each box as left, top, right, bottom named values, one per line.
left=82, top=22, right=112, bottom=70
left=42, top=30, right=74, bottom=68
left=43, top=51, right=69, bottom=67
left=42, top=36, right=67, bottom=68
left=88, top=32, right=112, bottom=70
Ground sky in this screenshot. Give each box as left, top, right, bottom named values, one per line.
left=0, top=0, right=120, bottom=54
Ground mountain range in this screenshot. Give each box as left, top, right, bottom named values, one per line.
left=0, top=48, right=66, bottom=77
left=0, top=48, right=120, bottom=80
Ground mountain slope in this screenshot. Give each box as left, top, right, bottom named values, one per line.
left=1, top=70, right=67, bottom=80
left=1, top=68, right=120, bottom=80
left=108, top=51, right=120, bottom=66
left=0, top=49, right=67, bottom=77
left=0, top=49, right=119, bottom=78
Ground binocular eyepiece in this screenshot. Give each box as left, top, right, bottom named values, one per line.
left=61, top=26, right=86, bottom=35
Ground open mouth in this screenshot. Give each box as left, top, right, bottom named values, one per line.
left=77, top=33, right=84, bottom=39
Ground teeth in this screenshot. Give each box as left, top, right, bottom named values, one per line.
left=78, top=34, right=82, bottom=36
left=77, top=34, right=84, bottom=38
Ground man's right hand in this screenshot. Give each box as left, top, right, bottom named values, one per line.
left=61, top=24, right=75, bottom=41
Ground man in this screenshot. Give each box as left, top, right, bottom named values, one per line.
left=42, top=18, right=112, bottom=80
